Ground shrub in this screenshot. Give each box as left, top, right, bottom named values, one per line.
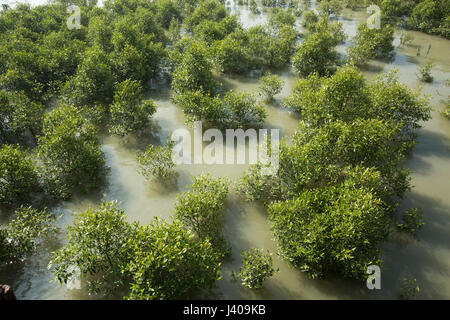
left=171, top=40, right=220, bottom=95
left=417, top=60, right=434, bottom=82
left=397, top=207, right=425, bottom=233
left=137, top=140, right=176, bottom=182
left=292, top=20, right=344, bottom=76
left=224, top=90, right=267, bottom=128
left=174, top=174, right=229, bottom=254
left=268, top=184, right=389, bottom=279
left=124, top=218, right=221, bottom=299
left=347, top=23, right=395, bottom=66
left=249, top=0, right=260, bottom=14
left=0, top=145, right=40, bottom=207
left=50, top=201, right=222, bottom=299
left=317, top=0, right=343, bottom=17
left=258, top=73, right=284, bottom=101
left=1, top=207, right=57, bottom=266
left=235, top=248, right=277, bottom=289
left=109, top=79, right=156, bottom=137
left=399, top=277, right=420, bottom=300
left=50, top=201, right=133, bottom=296
left=37, top=105, right=105, bottom=199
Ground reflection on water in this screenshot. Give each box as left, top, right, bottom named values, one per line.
left=1, top=1, right=450, bottom=300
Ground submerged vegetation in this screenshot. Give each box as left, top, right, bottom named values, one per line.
left=234, top=248, right=277, bottom=289
left=0, top=0, right=447, bottom=300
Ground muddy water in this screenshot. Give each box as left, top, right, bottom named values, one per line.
left=1, top=1, right=450, bottom=299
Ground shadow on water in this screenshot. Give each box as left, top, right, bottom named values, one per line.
left=406, top=128, right=450, bottom=175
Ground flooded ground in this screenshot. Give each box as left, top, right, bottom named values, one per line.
left=1, top=1, right=449, bottom=299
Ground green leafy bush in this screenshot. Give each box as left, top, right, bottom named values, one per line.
left=109, top=79, right=156, bottom=137
left=347, top=23, right=395, bottom=66
left=268, top=183, right=389, bottom=279
left=417, top=60, right=434, bottom=82
left=258, top=73, right=284, bottom=101
left=124, top=218, right=221, bottom=299
left=0, top=145, right=40, bottom=207
left=1, top=207, right=57, bottom=266
left=399, top=277, right=420, bottom=300
left=292, top=19, right=344, bottom=76
left=37, top=105, right=106, bottom=199
left=137, top=140, right=176, bottom=181
left=235, top=248, right=277, bottom=289
left=50, top=201, right=221, bottom=299
left=174, top=174, right=229, bottom=254
left=397, top=207, right=425, bottom=233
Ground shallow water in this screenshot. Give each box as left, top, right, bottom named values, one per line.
left=1, top=1, right=450, bottom=299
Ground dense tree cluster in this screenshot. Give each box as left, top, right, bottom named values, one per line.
left=240, top=65, right=431, bottom=279
left=349, top=0, right=450, bottom=38
left=0, top=0, right=442, bottom=298
left=50, top=201, right=221, bottom=299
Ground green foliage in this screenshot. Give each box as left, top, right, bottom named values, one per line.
left=213, top=24, right=298, bottom=74
left=109, top=79, right=156, bottom=137
left=237, top=162, right=284, bottom=203
left=317, top=0, right=344, bottom=17
left=174, top=89, right=266, bottom=129
left=238, top=62, right=431, bottom=280
left=37, top=105, right=105, bottom=199
left=279, top=120, right=411, bottom=199
left=249, top=0, right=261, bottom=14
left=1, top=206, right=57, bottom=266
left=408, top=0, right=450, bottom=38
left=194, top=15, right=240, bottom=44
left=174, top=174, right=229, bottom=253
left=124, top=218, right=221, bottom=299
left=399, top=277, right=420, bottom=300
left=0, top=145, right=40, bottom=207
left=224, top=90, right=267, bottom=128
left=50, top=201, right=221, bottom=298
left=268, top=183, right=389, bottom=279
left=258, top=72, right=284, bottom=101
left=153, top=0, right=181, bottom=29
left=168, top=18, right=181, bottom=43
left=0, top=90, right=45, bottom=144
left=292, top=19, right=344, bottom=76
left=417, top=60, right=434, bottom=82
left=173, top=89, right=228, bottom=126
left=443, top=80, right=450, bottom=119
left=185, top=0, right=227, bottom=31
left=302, top=10, right=319, bottom=28
left=443, top=106, right=450, bottom=119
left=397, top=207, right=425, bottom=233
left=137, top=140, right=176, bottom=181
left=284, top=65, right=431, bottom=136
left=380, top=0, right=416, bottom=19
left=50, top=201, right=136, bottom=296
left=62, top=46, right=115, bottom=107
left=235, top=248, right=277, bottom=289
left=347, top=23, right=395, bottom=66
left=171, top=39, right=220, bottom=95
left=269, top=8, right=296, bottom=30
left=345, top=0, right=368, bottom=11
